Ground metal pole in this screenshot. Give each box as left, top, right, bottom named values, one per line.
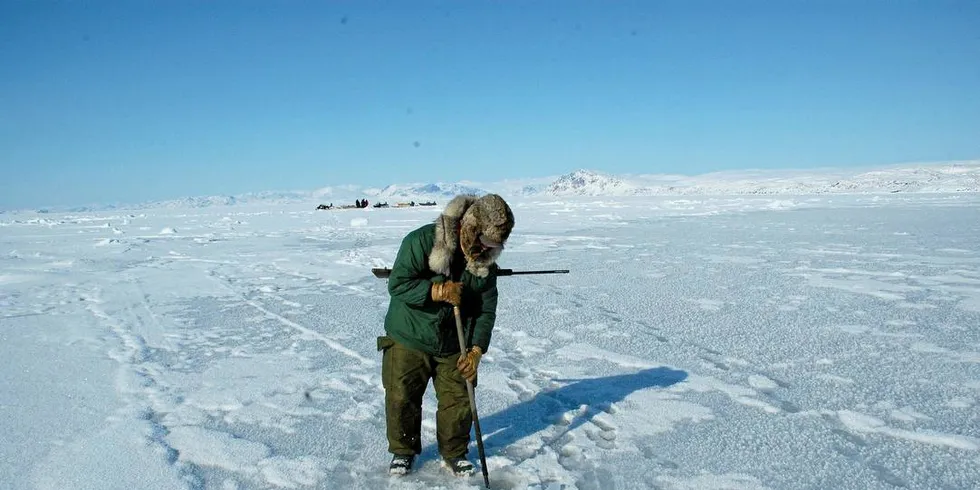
left=453, top=305, right=490, bottom=488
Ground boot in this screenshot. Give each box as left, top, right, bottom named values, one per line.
left=389, top=454, right=415, bottom=476
left=443, top=457, right=475, bottom=476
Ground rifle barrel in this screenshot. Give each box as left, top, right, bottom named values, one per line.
left=371, top=267, right=568, bottom=279
left=500, top=269, right=570, bottom=275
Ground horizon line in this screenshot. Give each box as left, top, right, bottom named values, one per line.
left=4, top=157, right=980, bottom=213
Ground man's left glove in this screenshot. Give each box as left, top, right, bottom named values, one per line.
left=431, top=281, right=463, bottom=306
left=456, top=346, right=482, bottom=382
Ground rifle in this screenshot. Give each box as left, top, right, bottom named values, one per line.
left=371, top=267, right=569, bottom=279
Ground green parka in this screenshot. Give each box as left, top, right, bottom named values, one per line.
left=383, top=223, right=498, bottom=357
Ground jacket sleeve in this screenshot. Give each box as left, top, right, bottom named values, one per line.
left=387, top=231, right=433, bottom=307
left=470, top=274, right=497, bottom=353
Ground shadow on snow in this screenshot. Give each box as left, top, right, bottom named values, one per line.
left=419, top=366, right=688, bottom=463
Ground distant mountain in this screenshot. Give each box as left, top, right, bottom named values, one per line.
left=145, top=194, right=284, bottom=209
left=544, top=169, right=641, bottom=196
left=311, top=185, right=361, bottom=200
left=368, top=182, right=490, bottom=202
left=472, top=176, right=556, bottom=197
left=536, top=161, right=980, bottom=197
left=847, top=165, right=980, bottom=193
left=9, top=160, right=979, bottom=214
left=519, top=184, right=547, bottom=196
left=160, top=196, right=239, bottom=208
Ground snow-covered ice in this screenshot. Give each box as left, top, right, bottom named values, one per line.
left=2, top=193, right=979, bottom=489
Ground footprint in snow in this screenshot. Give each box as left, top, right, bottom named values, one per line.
left=584, top=422, right=618, bottom=450
left=507, top=380, right=536, bottom=403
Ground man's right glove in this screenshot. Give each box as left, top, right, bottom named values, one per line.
left=457, top=346, right=482, bottom=382
left=431, top=281, right=463, bottom=306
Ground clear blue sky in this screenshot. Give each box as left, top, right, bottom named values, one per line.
left=2, top=1, right=978, bottom=209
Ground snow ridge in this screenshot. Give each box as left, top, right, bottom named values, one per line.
left=599, top=161, right=980, bottom=197
left=15, top=160, right=980, bottom=213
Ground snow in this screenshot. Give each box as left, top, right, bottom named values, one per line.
left=522, top=161, right=980, bottom=198
left=369, top=182, right=489, bottom=201
left=12, top=160, right=980, bottom=215
left=2, top=191, right=980, bottom=489
left=546, top=170, right=639, bottom=196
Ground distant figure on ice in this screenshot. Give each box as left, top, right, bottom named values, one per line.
left=378, top=194, right=514, bottom=477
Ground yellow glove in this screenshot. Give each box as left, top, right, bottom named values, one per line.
left=431, top=281, right=463, bottom=306
left=457, top=346, right=482, bottom=382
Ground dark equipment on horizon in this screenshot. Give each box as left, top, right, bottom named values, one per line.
left=371, top=268, right=570, bottom=279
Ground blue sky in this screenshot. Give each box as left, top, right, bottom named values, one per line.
left=2, top=1, right=978, bottom=209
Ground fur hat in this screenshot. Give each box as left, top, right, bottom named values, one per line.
left=460, top=193, right=514, bottom=248
left=428, top=193, right=514, bottom=278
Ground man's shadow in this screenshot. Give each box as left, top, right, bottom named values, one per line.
left=419, top=367, right=688, bottom=463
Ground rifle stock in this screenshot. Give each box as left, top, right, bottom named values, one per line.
left=371, top=267, right=568, bottom=279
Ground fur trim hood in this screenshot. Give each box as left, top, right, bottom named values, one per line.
left=429, top=194, right=514, bottom=278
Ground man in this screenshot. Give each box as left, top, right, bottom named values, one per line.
left=378, top=193, right=514, bottom=476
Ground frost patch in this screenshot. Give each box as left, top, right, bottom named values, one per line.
left=947, top=397, right=975, bottom=409
left=889, top=406, right=933, bottom=423
left=910, top=342, right=949, bottom=354
left=258, top=456, right=326, bottom=489
left=656, top=473, right=772, bottom=490
left=838, top=410, right=979, bottom=451
left=834, top=325, right=869, bottom=334
left=689, top=298, right=725, bottom=311
left=748, top=375, right=780, bottom=391
left=166, top=426, right=271, bottom=473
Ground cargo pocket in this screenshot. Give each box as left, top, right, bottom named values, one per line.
left=377, top=335, right=396, bottom=352
left=380, top=336, right=393, bottom=392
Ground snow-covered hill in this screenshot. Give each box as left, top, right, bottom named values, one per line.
left=538, top=161, right=980, bottom=197
left=16, top=160, right=980, bottom=214
left=365, top=182, right=489, bottom=202
left=544, top=169, right=640, bottom=196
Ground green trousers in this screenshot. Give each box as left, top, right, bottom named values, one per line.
left=379, top=336, right=474, bottom=459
